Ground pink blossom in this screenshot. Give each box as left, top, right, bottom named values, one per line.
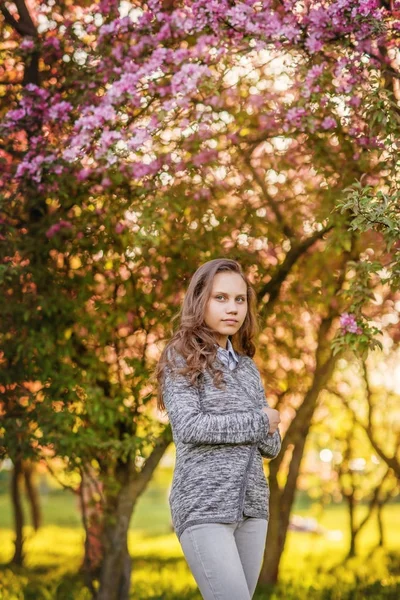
left=349, top=96, right=362, bottom=107
left=3, top=0, right=396, bottom=193
left=192, top=149, right=218, bottom=167
left=340, top=313, right=363, bottom=334
left=170, top=63, right=212, bottom=97
left=46, top=220, right=73, bottom=239
left=306, top=64, right=326, bottom=82
left=284, top=107, right=307, bottom=131
left=115, top=222, right=127, bottom=234
left=20, top=38, right=35, bottom=51
left=7, top=109, right=25, bottom=122
left=227, top=132, right=240, bottom=144
left=96, top=129, right=121, bottom=155
left=354, top=0, right=380, bottom=18
left=129, top=159, right=162, bottom=179
left=63, top=146, right=83, bottom=162
left=225, top=4, right=253, bottom=28
left=77, top=168, right=92, bottom=181
left=16, top=153, right=56, bottom=183
left=307, top=7, right=329, bottom=29
left=25, top=84, right=49, bottom=100
left=89, top=185, right=104, bottom=194
left=44, top=37, right=61, bottom=50
left=48, top=101, right=73, bottom=122
left=305, top=34, right=324, bottom=54
left=126, top=129, right=150, bottom=151
left=173, top=161, right=186, bottom=173
left=321, top=117, right=337, bottom=130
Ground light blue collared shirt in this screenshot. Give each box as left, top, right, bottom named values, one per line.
left=215, top=337, right=239, bottom=371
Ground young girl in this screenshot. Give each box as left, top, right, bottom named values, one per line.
left=155, top=258, right=281, bottom=600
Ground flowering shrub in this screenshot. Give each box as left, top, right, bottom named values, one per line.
left=1, top=1, right=400, bottom=597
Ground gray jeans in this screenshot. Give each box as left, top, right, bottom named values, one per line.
left=179, top=517, right=268, bottom=600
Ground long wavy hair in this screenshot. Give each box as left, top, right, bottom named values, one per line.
left=154, top=258, right=260, bottom=412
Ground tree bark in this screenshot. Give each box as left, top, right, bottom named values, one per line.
left=10, top=458, right=25, bottom=566
left=343, top=467, right=390, bottom=560
left=23, top=460, right=41, bottom=531
left=347, top=495, right=356, bottom=558
left=96, top=475, right=135, bottom=600
left=258, top=235, right=359, bottom=585
left=377, top=502, right=385, bottom=548
left=259, top=316, right=339, bottom=584
left=359, top=358, right=400, bottom=479
left=93, top=430, right=171, bottom=600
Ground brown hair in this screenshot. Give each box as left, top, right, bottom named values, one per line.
left=153, top=258, right=259, bottom=412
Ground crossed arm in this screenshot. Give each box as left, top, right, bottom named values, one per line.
left=162, top=364, right=281, bottom=459
left=257, top=390, right=281, bottom=459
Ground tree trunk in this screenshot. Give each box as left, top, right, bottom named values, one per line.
left=260, top=418, right=314, bottom=583
left=79, top=465, right=104, bottom=596
left=96, top=478, right=135, bottom=600
left=377, top=502, right=385, bottom=548
left=347, top=495, right=356, bottom=558
left=23, top=460, right=41, bottom=531
left=259, top=316, right=339, bottom=585
left=258, top=233, right=360, bottom=585
left=10, top=458, right=25, bottom=566
left=92, top=431, right=171, bottom=600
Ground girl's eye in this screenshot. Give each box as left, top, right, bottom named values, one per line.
left=216, top=295, right=245, bottom=302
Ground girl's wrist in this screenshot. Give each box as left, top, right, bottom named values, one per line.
left=260, top=410, right=270, bottom=434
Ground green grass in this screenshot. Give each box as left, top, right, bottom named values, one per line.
left=1, top=522, right=400, bottom=599
left=0, top=461, right=173, bottom=537
left=0, top=459, right=399, bottom=599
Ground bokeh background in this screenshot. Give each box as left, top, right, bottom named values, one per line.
left=1, top=1, right=400, bottom=599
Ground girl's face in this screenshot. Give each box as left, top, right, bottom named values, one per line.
left=204, top=271, right=248, bottom=348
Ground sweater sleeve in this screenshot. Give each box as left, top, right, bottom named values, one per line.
left=256, top=376, right=282, bottom=460
left=162, top=364, right=270, bottom=445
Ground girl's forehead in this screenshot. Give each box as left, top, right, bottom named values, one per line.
left=213, top=272, right=243, bottom=282
left=211, top=272, right=247, bottom=293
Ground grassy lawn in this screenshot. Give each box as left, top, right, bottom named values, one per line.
left=0, top=460, right=399, bottom=599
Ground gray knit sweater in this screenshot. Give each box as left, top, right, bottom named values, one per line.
left=162, top=349, right=281, bottom=540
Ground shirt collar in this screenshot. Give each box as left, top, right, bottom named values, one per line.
left=215, top=337, right=238, bottom=361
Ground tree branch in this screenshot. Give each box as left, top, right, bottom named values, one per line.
left=44, top=458, right=79, bottom=494
left=257, top=223, right=334, bottom=318
left=239, top=147, right=294, bottom=239
left=330, top=374, right=400, bottom=479
left=0, top=2, right=36, bottom=36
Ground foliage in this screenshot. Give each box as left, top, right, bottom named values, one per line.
left=337, top=181, right=400, bottom=300
left=1, top=465, right=399, bottom=598
left=1, top=0, right=400, bottom=594
left=1, top=517, right=400, bottom=599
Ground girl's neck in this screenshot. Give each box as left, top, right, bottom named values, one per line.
left=214, top=335, right=229, bottom=349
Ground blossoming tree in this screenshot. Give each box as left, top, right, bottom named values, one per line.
left=1, top=1, right=400, bottom=598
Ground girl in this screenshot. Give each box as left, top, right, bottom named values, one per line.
left=155, top=258, right=281, bottom=600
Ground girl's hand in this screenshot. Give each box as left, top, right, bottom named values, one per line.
left=261, top=407, right=281, bottom=434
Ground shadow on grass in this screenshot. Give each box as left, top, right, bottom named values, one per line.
left=133, top=554, right=186, bottom=568
left=0, top=563, right=89, bottom=600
